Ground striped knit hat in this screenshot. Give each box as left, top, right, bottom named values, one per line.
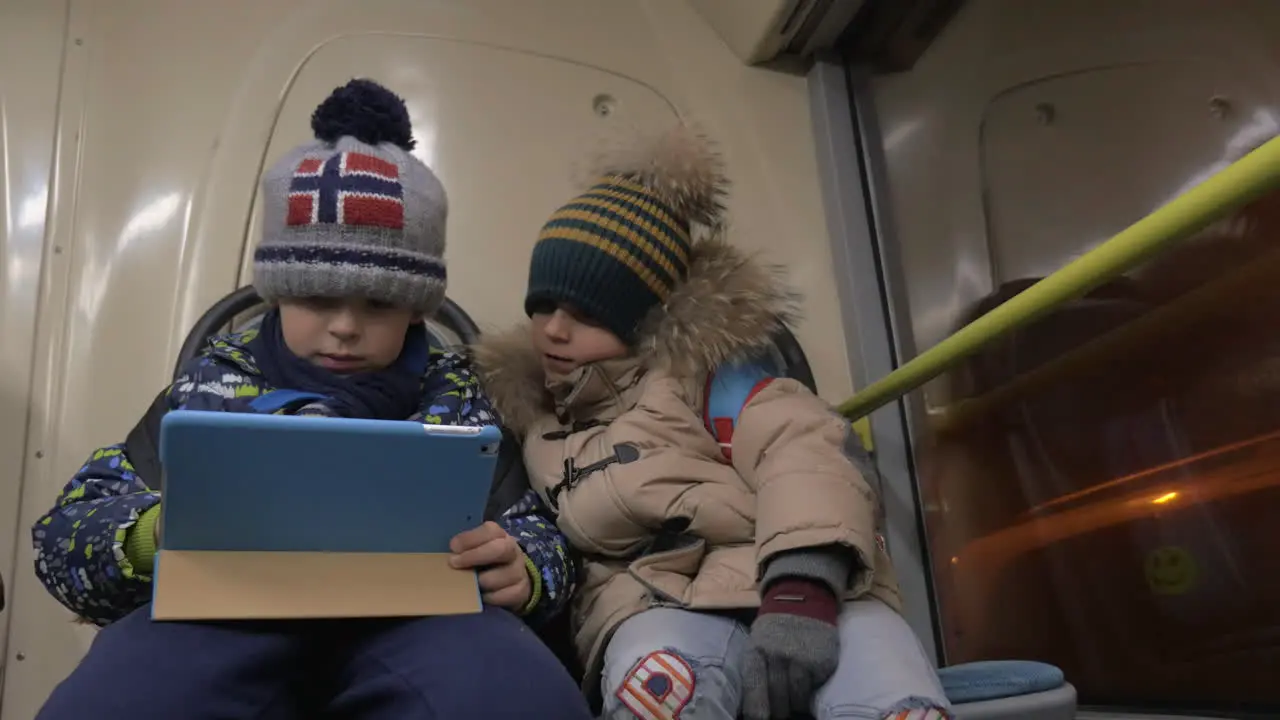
left=253, top=79, right=448, bottom=316
left=525, top=125, right=728, bottom=343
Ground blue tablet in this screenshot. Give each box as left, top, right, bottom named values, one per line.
left=157, top=410, right=502, bottom=554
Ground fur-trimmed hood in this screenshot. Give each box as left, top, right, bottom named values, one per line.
left=471, top=235, right=800, bottom=435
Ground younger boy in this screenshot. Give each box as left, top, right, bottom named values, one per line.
left=31, top=79, right=590, bottom=720
left=473, top=126, right=952, bottom=719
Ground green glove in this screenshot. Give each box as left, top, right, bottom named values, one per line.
left=125, top=503, right=162, bottom=574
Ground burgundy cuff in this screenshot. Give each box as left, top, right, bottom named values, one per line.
left=759, top=577, right=840, bottom=626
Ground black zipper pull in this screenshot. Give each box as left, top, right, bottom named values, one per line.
left=544, top=444, right=639, bottom=511
left=546, top=457, right=578, bottom=512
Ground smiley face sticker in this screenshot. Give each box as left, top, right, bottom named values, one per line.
left=1145, top=545, right=1199, bottom=596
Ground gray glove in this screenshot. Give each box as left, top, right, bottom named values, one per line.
left=741, top=548, right=852, bottom=720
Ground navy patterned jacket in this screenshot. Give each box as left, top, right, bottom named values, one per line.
left=31, top=327, right=575, bottom=627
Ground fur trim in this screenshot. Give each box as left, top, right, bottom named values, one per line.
left=473, top=234, right=800, bottom=433
left=582, top=124, right=728, bottom=227
left=636, top=234, right=799, bottom=377
left=470, top=326, right=553, bottom=438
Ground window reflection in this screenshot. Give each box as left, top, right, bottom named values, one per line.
left=918, top=191, right=1280, bottom=713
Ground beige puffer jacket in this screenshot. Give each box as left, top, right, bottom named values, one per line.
left=474, top=238, right=901, bottom=688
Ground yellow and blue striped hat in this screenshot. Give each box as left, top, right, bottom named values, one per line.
left=525, top=125, right=727, bottom=342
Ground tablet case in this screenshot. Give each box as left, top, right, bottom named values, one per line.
left=152, top=410, right=501, bottom=621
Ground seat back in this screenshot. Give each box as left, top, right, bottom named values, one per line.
left=767, top=323, right=818, bottom=394
left=173, top=285, right=481, bottom=381
left=126, top=285, right=485, bottom=499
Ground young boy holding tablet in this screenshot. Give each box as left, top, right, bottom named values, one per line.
left=31, top=79, right=589, bottom=720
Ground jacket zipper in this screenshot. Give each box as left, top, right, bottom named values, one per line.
left=545, top=442, right=640, bottom=512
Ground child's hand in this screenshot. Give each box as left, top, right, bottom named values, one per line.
left=448, top=521, right=532, bottom=611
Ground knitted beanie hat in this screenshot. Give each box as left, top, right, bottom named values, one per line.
left=253, top=79, right=447, bottom=316
left=524, top=125, right=728, bottom=343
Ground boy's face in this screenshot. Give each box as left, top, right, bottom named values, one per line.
left=278, top=297, right=419, bottom=374
left=529, top=303, right=628, bottom=375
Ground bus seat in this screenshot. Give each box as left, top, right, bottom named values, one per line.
left=942, top=660, right=1076, bottom=719
left=172, top=285, right=481, bottom=378
left=767, top=323, right=819, bottom=394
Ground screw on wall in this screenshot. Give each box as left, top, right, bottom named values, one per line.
left=592, top=94, right=617, bottom=118
left=1209, top=95, right=1231, bottom=119
left=1035, top=102, right=1056, bottom=126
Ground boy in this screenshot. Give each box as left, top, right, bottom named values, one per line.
left=473, top=126, right=952, bottom=720
left=31, top=79, right=591, bottom=720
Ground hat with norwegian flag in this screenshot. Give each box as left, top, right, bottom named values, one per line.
left=253, top=79, right=447, bottom=316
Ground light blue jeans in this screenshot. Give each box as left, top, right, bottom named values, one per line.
left=600, top=598, right=949, bottom=719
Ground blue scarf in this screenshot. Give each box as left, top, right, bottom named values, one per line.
left=247, top=308, right=428, bottom=420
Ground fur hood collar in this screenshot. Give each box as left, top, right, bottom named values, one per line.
left=471, top=236, right=799, bottom=435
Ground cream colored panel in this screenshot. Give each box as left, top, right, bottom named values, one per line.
left=236, top=36, right=679, bottom=333
left=6, top=1, right=843, bottom=715
left=687, top=0, right=794, bottom=63
left=201, top=0, right=848, bottom=398
left=0, top=0, right=66, bottom=686
left=869, top=0, right=1280, bottom=407
left=637, top=0, right=848, bottom=398
left=4, top=3, right=307, bottom=718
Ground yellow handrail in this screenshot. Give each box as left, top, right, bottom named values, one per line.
left=836, top=135, right=1280, bottom=421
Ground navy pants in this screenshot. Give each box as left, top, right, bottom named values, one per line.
left=37, top=605, right=593, bottom=719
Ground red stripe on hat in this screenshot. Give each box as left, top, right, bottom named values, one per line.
left=342, top=195, right=404, bottom=229
left=343, top=152, right=400, bottom=180
left=287, top=194, right=315, bottom=226
left=295, top=157, right=324, bottom=174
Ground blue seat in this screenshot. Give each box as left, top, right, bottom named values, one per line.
left=941, top=660, right=1076, bottom=719
left=940, top=660, right=1063, bottom=703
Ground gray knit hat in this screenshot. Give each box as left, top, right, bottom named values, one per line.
left=253, top=79, right=447, bottom=315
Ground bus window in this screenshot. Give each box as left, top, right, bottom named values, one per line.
left=917, top=191, right=1280, bottom=714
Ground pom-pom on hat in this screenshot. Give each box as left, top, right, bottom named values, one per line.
left=524, top=124, right=728, bottom=343
left=253, top=79, right=447, bottom=315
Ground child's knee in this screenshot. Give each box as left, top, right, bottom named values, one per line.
left=601, top=611, right=749, bottom=720
left=603, top=647, right=740, bottom=720
left=812, top=599, right=951, bottom=719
